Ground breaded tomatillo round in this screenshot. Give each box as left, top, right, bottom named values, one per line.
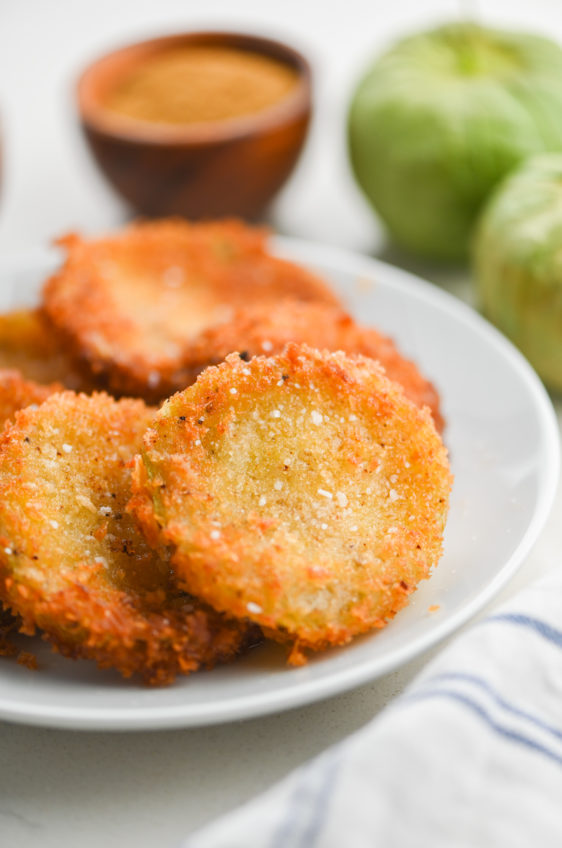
left=183, top=299, right=444, bottom=431
left=42, top=220, right=341, bottom=401
left=0, top=368, right=62, bottom=430
left=0, top=392, right=257, bottom=684
left=0, top=370, right=65, bottom=660
left=0, top=310, right=95, bottom=392
left=131, top=344, right=452, bottom=663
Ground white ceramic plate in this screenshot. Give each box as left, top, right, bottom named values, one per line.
left=0, top=239, right=558, bottom=731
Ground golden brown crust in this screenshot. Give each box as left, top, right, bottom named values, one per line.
left=41, top=220, right=341, bottom=401
left=0, top=369, right=62, bottom=430
left=0, top=309, right=96, bottom=392
left=182, top=300, right=444, bottom=431
left=0, top=391, right=258, bottom=684
left=0, top=371, right=63, bottom=665
left=131, top=344, right=452, bottom=661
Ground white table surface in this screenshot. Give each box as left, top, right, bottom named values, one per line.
left=1, top=1, right=562, bottom=846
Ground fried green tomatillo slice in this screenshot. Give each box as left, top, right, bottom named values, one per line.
left=131, top=344, right=452, bottom=663
left=42, top=220, right=341, bottom=401
left=0, top=392, right=258, bottom=684
left=0, top=368, right=62, bottom=429
left=0, top=309, right=96, bottom=392
left=0, top=370, right=64, bottom=663
left=183, top=299, right=444, bottom=431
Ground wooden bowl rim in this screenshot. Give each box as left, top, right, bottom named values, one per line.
left=77, top=30, right=312, bottom=146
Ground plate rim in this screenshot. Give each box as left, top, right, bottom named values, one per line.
left=0, top=237, right=558, bottom=731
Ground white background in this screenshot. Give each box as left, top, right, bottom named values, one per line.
left=1, top=2, right=562, bottom=847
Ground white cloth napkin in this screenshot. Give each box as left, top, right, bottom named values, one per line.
left=183, top=566, right=562, bottom=847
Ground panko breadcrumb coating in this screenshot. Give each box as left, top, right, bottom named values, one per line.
left=41, top=220, right=341, bottom=401
left=183, top=300, right=444, bottom=430
left=0, top=309, right=95, bottom=392
left=131, top=344, right=452, bottom=663
left=0, top=369, right=63, bottom=664
left=0, top=392, right=258, bottom=684
left=0, top=369, right=62, bottom=429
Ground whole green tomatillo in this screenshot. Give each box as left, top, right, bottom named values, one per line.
left=348, top=23, right=562, bottom=262
left=474, top=154, right=562, bottom=391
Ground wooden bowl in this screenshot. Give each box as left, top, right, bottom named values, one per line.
left=76, top=31, right=312, bottom=220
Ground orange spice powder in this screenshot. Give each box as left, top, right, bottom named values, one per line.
left=104, top=45, right=300, bottom=125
